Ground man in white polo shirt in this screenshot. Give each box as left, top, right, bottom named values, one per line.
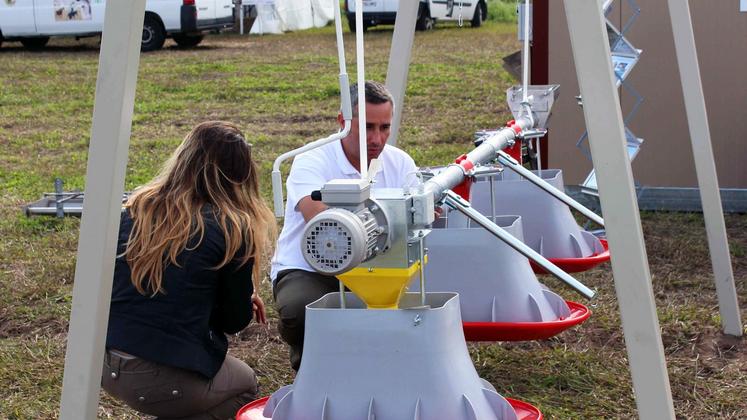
left=271, top=81, right=419, bottom=371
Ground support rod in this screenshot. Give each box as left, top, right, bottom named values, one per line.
left=496, top=150, right=605, bottom=226
left=667, top=0, right=742, bottom=336
left=355, top=0, right=367, bottom=178
left=444, top=191, right=595, bottom=299
left=385, top=0, right=420, bottom=147
left=563, top=1, right=675, bottom=418
left=59, top=0, right=146, bottom=418
left=271, top=4, right=353, bottom=217
left=272, top=120, right=352, bottom=217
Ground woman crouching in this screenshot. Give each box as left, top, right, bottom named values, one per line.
left=102, top=121, right=276, bottom=419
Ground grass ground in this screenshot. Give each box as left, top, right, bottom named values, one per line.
left=1, top=21, right=745, bottom=419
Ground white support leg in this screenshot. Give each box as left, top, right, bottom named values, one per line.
left=562, top=1, right=675, bottom=419
left=385, top=0, right=420, bottom=147
left=667, top=0, right=742, bottom=336
left=58, top=1, right=146, bottom=418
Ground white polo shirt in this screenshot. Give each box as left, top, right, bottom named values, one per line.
left=270, top=140, right=419, bottom=281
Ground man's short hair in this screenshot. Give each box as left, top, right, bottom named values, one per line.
left=349, top=81, right=394, bottom=115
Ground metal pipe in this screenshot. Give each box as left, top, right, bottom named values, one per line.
left=271, top=120, right=352, bottom=217
left=418, top=234, right=426, bottom=306
left=489, top=175, right=496, bottom=222
left=271, top=3, right=353, bottom=217
left=355, top=0, right=367, bottom=179
left=423, top=117, right=533, bottom=201
left=522, top=0, right=530, bottom=103
left=443, top=190, right=596, bottom=299
left=496, top=150, right=605, bottom=227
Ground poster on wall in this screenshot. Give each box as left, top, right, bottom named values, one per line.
left=54, top=0, right=92, bottom=21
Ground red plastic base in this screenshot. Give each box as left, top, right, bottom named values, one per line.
left=530, top=239, right=610, bottom=274
left=463, top=301, right=591, bottom=342
left=237, top=396, right=543, bottom=420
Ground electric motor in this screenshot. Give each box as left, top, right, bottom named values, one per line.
left=302, top=207, right=382, bottom=275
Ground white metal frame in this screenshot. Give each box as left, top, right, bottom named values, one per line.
left=384, top=0, right=420, bottom=147
left=563, top=1, right=675, bottom=418
left=667, top=0, right=742, bottom=337
left=58, top=0, right=146, bottom=418
left=58, top=0, right=741, bottom=418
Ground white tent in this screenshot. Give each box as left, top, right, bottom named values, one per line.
left=249, top=0, right=335, bottom=35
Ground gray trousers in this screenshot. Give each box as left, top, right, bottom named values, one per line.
left=273, top=269, right=341, bottom=371
left=102, top=349, right=257, bottom=420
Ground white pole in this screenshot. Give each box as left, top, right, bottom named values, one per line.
left=355, top=0, right=367, bottom=178
left=59, top=0, right=146, bottom=418
left=563, top=1, right=675, bottom=419
left=385, top=0, right=420, bottom=147
left=667, top=0, right=742, bottom=336
left=522, top=0, right=530, bottom=103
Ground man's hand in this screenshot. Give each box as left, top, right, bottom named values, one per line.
left=252, top=294, right=267, bottom=325
left=434, top=205, right=444, bottom=220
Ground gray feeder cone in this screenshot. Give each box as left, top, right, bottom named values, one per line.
left=470, top=169, right=605, bottom=259
left=263, top=292, right=519, bottom=420
left=416, top=214, right=570, bottom=323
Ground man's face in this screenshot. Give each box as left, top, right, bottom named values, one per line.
left=340, top=101, right=393, bottom=170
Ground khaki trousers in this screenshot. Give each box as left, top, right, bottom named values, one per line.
left=273, top=269, right=341, bottom=371
left=102, top=349, right=257, bottom=420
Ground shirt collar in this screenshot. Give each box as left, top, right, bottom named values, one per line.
left=335, top=139, right=363, bottom=176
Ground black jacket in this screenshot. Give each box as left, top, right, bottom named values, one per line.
left=106, top=209, right=254, bottom=378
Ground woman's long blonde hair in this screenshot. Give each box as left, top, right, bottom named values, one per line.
left=122, top=121, right=276, bottom=296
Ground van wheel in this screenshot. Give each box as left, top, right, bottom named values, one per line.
left=21, top=37, right=50, bottom=50
left=173, top=34, right=203, bottom=48
left=416, top=4, right=433, bottom=31
left=347, top=14, right=369, bottom=33
left=141, top=14, right=166, bottom=52
left=471, top=1, right=486, bottom=28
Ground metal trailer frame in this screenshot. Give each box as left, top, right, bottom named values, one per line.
left=56, top=0, right=740, bottom=419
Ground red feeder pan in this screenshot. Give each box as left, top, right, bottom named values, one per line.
left=530, top=239, right=610, bottom=274
left=237, top=396, right=543, bottom=420
left=463, top=301, right=591, bottom=342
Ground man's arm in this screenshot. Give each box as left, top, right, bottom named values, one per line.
left=297, top=196, right=328, bottom=222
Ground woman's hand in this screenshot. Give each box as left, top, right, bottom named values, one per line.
left=252, top=294, right=267, bottom=325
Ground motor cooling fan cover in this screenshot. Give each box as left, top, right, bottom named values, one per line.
left=302, top=208, right=374, bottom=275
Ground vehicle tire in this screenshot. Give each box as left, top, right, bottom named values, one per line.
left=20, top=37, right=50, bottom=50
left=470, top=0, right=486, bottom=28
left=173, top=33, right=203, bottom=48
left=347, top=15, right=369, bottom=32
left=415, top=4, right=433, bottom=31
left=141, top=14, right=166, bottom=52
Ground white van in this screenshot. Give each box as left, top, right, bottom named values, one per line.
left=0, top=0, right=234, bottom=52
left=344, top=0, right=487, bottom=32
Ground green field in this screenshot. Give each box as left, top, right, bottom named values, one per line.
left=1, top=21, right=745, bottom=419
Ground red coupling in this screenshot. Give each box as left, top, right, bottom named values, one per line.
left=503, top=141, right=523, bottom=164
left=454, top=154, right=475, bottom=172
left=452, top=178, right=473, bottom=202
